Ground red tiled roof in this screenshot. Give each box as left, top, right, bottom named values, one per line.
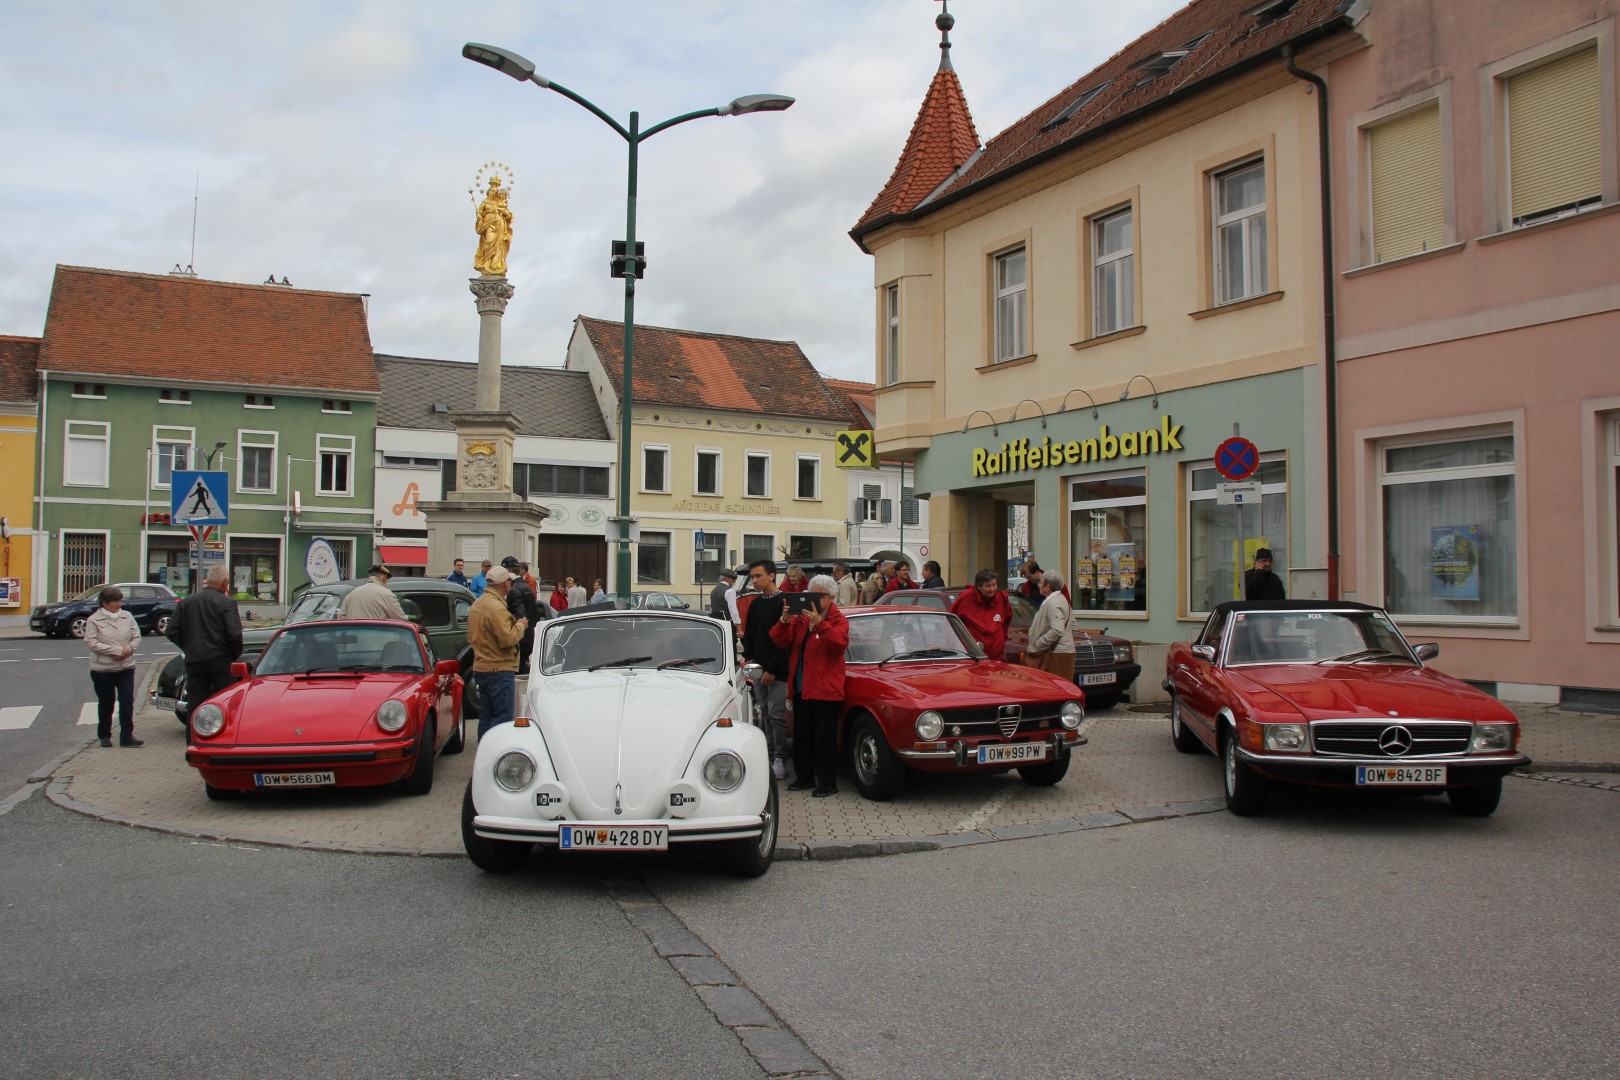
left=38, top=266, right=379, bottom=394
left=853, top=0, right=1355, bottom=241
left=853, top=61, right=980, bottom=236
left=824, top=378, right=876, bottom=429
left=576, top=316, right=852, bottom=423
left=0, top=336, right=40, bottom=403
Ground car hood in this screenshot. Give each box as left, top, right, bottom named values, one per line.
left=1229, top=665, right=1505, bottom=722
left=228, top=675, right=419, bottom=743
left=533, top=671, right=729, bottom=818
left=852, top=659, right=1078, bottom=707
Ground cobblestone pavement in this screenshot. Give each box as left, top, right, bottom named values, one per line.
left=39, top=696, right=1620, bottom=857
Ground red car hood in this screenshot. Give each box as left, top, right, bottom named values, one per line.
left=227, top=674, right=419, bottom=743
left=1229, top=665, right=1507, bottom=722
left=852, top=659, right=1078, bottom=708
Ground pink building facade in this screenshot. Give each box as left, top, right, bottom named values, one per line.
left=1325, top=0, right=1620, bottom=706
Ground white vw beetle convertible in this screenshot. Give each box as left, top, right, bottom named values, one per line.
left=461, top=607, right=778, bottom=877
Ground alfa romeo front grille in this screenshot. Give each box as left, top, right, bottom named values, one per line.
left=941, top=705, right=1063, bottom=738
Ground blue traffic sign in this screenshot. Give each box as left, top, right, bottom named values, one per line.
left=1214, top=437, right=1260, bottom=482
left=171, top=470, right=230, bottom=526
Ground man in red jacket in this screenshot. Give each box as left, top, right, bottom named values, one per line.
left=768, top=574, right=849, bottom=797
left=950, top=569, right=1013, bottom=661
left=883, top=562, right=918, bottom=594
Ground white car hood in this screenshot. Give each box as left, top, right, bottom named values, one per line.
left=536, top=671, right=730, bottom=818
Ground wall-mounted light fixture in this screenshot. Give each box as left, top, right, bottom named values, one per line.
left=1010, top=398, right=1047, bottom=429
left=1119, top=374, right=1159, bottom=408
left=1058, top=389, right=1098, bottom=420
left=962, top=408, right=999, bottom=437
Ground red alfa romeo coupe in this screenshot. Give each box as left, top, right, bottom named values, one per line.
left=185, top=620, right=464, bottom=801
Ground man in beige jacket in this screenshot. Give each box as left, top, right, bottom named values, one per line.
left=467, top=565, right=528, bottom=737
left=340, top=564, right=406, bottom=620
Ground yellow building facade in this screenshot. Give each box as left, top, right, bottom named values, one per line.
left=0, top=336, right=40, bottom=620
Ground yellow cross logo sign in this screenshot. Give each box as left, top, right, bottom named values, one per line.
left=835, top=429, right=875, bottom=469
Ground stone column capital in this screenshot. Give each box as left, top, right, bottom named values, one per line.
left=469, top=276, right=515, bottom=315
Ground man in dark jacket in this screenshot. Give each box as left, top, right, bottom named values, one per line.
left=920, top=560, right=946, bottom=589
left=500, top=556, right=541, bottom=674
left=740, top=559, right=790, bottom=780
left=1244, top=548, right=1287, bottom=601
left=166, top=564, right=243, bottom=718
left=709, top=568, right=740, bottom=631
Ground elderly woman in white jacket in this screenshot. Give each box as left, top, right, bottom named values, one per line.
left=1024, top=569, right=1077, bottom=687
left=83, top=586, right=143, bottom=747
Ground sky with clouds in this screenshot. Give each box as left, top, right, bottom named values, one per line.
left=1, top=0, right=1186, bottom=383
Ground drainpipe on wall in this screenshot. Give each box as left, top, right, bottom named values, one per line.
left=1283, top=43, right=1341, bottom=601
left=35, top=370, right=48, bottom=601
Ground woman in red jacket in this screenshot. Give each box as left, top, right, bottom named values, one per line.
left=549, top=582, right=569, bottom=612
left=768, top=574, right=849, bottom=797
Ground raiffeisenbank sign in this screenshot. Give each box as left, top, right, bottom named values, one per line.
left=970, top=415, right=1185, bottom=478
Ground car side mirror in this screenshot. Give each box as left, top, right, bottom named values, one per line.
left=1191, top=644, right=1216, bottom=663
left=230, top=661, right=251, bottom=679
left=1413, top=642, right=1440, bottom=661
left=455, top=601, right=470, bottom=624
left=434, top=659, right=461, bottom=677
left=741, top=662, right=763, bottom=685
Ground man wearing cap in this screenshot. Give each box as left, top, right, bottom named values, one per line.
left=1244, top=548, right=1287, bottom=601
left=469, top=560, right=492, bottom=598
left=340, top=565, right=406, bottom=620
left=468, top=565, right=528, bottom=737
left=501, top=556, right=541, bottom=675
left=709, top=569, right=741, bottom=633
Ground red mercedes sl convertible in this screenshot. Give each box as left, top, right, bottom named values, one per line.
left=1165, top=601, right=1529, bottom=816
left=185, top=620, right=464, bottom=801
left=838, top=607, right=1087, bottom=800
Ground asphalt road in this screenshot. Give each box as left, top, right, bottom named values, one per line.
left=0, top=634, right=182, bottom=796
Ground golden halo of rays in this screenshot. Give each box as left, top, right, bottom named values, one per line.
left=467, top=162, right=517, bottom=204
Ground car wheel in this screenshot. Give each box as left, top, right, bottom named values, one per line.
left=726, top=777, right=778, bottom=878
left=1222, top=726, right=1267, bottom=816
left=399, top=717, right=436, bottom=796
left=1017, top=754, right=1070, bottom=786
left=849, top=714, right=904, bottom=801
left=1170, top=697, right=1202, bottom=754
left=459, top=652, right=481, bottom=720
left=204, top=783, right=240, bottom=801
left=1447, top=778, right=1502, bottom=817
left=442, top=712, right=466, bottom=755
left=68, top=616, right=88, bottom=639
left=1086, top=693, right=1120, bottom=711
left=461, top=781, right=531, bottom=872
left=154, top=614, right=172, bottom=637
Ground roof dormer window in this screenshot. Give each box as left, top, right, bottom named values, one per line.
left=1041, top=81, right=1113, bottom=132
left=159, top=387, right=191, bottom=405
left=1248, top=0, right=1300, bottom=26
left=1130, top=49, right=1190, bottom=86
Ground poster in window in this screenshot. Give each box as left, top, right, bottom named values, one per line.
left=1430, top=525, right=1480, bottom=601
left=1114, top=548, right=1138, bottom=591
left=1075, top=558, right=1095, bottom=591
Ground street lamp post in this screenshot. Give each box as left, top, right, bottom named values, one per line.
left=462, top=42, right=793, bottom=600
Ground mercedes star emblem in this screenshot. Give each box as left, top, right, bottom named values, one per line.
left=1377, top=725, right=1414, bottom=756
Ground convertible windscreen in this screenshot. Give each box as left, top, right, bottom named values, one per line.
left=1224, top=610, right=1415, bottom=666
left=256, top=624, right=426, bottom=675
left=845, top=611, right=980, bottom=665
left=541, top=616, right=728, bottom=676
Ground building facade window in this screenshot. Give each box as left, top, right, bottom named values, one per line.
left=317, top=434, right=354, bottom=497
left=1070, top=473, right=1147, bottom=614
left=1505, top=45, right=1602, bottom=227
left=858, top=482, right=888, bottom=525
left=1092, top=208, right=1135, bottom=336
left=243, top=394, right=275, bottom=409
left=1186, top=457, right=1289, bottom=613
left=796, top=454, right=821, bottom=500
left=695, top=448, right=721, bottom=496
left=1380, top=433, right=1517, bottom=620
left=514, top=462, right=611, bottom=498
left=641, top=445, right=670, bottom=493
left=238, top=430, right=277, bottom=493
left=61, top=531, right=108, bottom=599
left=695, top=531, right=728, bottom=584
left=64, top=420, right=110, bottom=488
left=1367, top=101, right=1445, bottom=262
left=71, top=383, right=105, bottom=399
left=228, top=536, right=282, bottom=602
left=637, top=531, right=671, bottom=584
left=743, top=533, right=775, bottom=566
left=992, top=246, right=1028, bottom=361
left=745, top=451, right=770, bottom=498
left=151, top=427, right=193, bottom=488
left=159, top=388, right=191, bottom=404
left=1609, top=415, right=1620, bottom=625
left=900, top=485, right=920, bottom=526
left=321, top=399, right=353, bottom=414
left=1213, top=159, right=1267, bottom=304
left=883, top=282, right=900, bottom=385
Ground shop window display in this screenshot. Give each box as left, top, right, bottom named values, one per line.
left=1069, top=473, right=1147, bottom=613
left=1187, top=458, right=1288, bottom=613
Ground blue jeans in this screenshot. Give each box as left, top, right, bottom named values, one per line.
left=751, top=677, right=787, bottom=761
left=473, top=671, right=516, bottom=740
left=91, top=668, right=135, bottom=740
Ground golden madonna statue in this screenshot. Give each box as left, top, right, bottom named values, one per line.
left=473, top=175, right=514, bottom=277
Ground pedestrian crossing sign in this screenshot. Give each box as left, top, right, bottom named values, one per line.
left=171, top=471, right=230, bottom=525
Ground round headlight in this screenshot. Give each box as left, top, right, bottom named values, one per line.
left=376, top=700, right=408, bottom=733
left=191, top=703, right=225, bottom=738
left=1060, top=701, right=1083, bottom=730
left=702, top=750, right=745, bottom=793
left=494, top=750, right=536, bottom=792
left=915, top=710, right=945, bottom=741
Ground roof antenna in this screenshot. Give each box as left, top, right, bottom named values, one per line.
left=936, top=0, right=955, bottom=70
left=171, top=176, right=198, bottom=276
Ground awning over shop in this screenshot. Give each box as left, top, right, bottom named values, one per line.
left=377, top=545, right=428, bottom=567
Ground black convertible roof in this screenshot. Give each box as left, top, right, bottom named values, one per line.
left=1211, top=600, right=1380, bottom=614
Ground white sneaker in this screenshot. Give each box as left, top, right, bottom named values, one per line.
left=772, top=757, right=786, bottom=780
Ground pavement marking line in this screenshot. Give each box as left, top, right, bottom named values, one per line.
left=77, top=703, right=99, bottom=726
left=0, top=657, right=72, bottom=664
left=952, top=791, right=1009, bottom=834
left=0, top=781, right=45, bottom=816
left=0, top=706, right=42, bottom=730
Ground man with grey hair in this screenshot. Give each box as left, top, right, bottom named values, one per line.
left=167, top=564, right=244, bottom=723
left=1025, top=568, right=1077, bottom=687
left=832, top=561, right=858, bottom=608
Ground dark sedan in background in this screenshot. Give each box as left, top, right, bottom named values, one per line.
left=31, top=583, right=178, bottom=639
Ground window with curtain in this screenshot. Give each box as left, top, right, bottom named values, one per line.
left=993, top=246, right=1027, bottom=361
left=1213, top=160, right=1267, bottom=304
left=1506, top=45, right=1602, bottom=227
left=1368, top=101, right=1445, bottom=262
left=746, top=452, right=770, bottom=497
left=1092, top=207, right=1134, bottom=336
left=1071, top=473, right=1147, bottom=613
left=1380, top=434, right=1517, bottom=619
left=239, top=431, right=276, bottom=493
left=1187, top=458, right=1288, bottom=613
left=695, top=449, right=720, bottom=496
left=153, top=440, right=190, bottom=488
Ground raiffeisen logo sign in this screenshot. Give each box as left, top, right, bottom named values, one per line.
left=970, top=415, right=1185, bottom=478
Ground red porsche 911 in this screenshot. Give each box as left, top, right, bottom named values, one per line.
left=185, top=620, right=464, bottom=801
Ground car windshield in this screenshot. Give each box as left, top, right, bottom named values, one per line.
left=540, top=615, right=728, bottom=676
left=845, top=611, right=979, bottom=665
left=256, top=623, right=426, bottom=675
left=283, top=591, right=342, bottom=625
left=1223, top=610, right=1415, bottom=666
